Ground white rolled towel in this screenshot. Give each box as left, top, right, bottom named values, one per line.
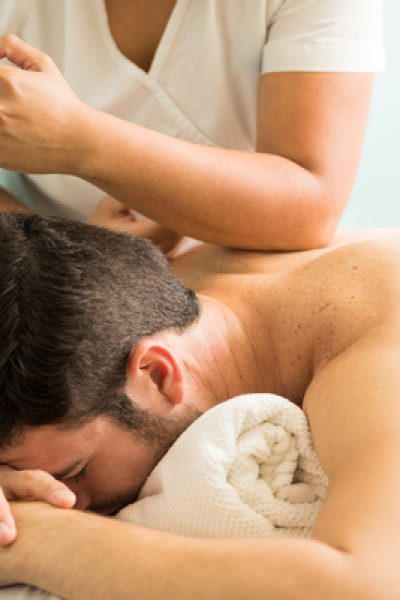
left=0, top=394, right=328, bottom=600
left=117, top=393, right=328, bottom=538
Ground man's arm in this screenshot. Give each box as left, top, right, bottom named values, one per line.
left=2, top=501, right=353, bottom=600
left=3, top=327, right=400, bottom=599
left=304, top=327, right=400, bottom=591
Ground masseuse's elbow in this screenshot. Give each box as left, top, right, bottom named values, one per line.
left=232, top=213, right=338, bottom=253
left=257, top=182, right=346, bottom=252
left=267, top=211, right=340, bottom=252
left=297, top=215, right=339, bottom=250
left=290, top=188, right=347, bottom=251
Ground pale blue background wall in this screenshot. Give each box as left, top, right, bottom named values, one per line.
left=1, top=2, right=399, bottom=227
left=341, top=0, right=400, bottom=227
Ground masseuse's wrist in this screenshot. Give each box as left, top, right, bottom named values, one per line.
left=68, top=106, right=116, bottom=182
left=56, top=103, right=97, bottom=178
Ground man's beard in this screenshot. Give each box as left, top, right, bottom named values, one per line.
left=90, top=392, right=202, bottom=515
left=89, top=492, right=142, bottom=515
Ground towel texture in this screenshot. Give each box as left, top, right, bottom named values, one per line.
left=117, top=393, right=328, bottom=538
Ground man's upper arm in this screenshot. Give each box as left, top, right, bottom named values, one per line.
left=303, top=327, right=400, bottom=597
left=256, top=72, right=373, bottom=223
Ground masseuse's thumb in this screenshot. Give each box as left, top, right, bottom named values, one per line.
left=0, top=34, right=60, bottom=75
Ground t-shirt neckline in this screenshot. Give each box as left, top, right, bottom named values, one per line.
left=96, top=0, right=190, bottom=82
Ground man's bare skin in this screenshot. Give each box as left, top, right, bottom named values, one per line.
left=1, top=227, right=400, bottom=599
left=173, top=228, right=400, bottom=287
left=172, top=228, right=400, bottom=406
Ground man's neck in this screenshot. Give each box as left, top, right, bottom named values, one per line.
left=176, top=291, right=283, bottom=410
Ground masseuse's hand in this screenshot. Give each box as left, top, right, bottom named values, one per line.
left=88, top=196, right=185, bottom=258
left=0, top=34, right=90, bottom=173
left=0, top=466, right=76, bottom=546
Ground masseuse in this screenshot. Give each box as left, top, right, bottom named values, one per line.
left=0, top=0, right=384, bottom=251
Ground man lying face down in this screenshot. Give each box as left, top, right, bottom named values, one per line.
left=0, top=212, right=204, bottom=517
left=1, top=212, right=400, bottom=599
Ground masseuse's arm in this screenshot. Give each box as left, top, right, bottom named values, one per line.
left=0, top=184, right=182, bottom=256
left=0, top=187, right=26, bottom=211
left=2, top=329, right=400, bottom=599
left=0, top=35, right=372, bottom=250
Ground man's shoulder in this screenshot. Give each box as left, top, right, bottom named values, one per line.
left=302, top=235, right=400, bottom=291
left=173, top=230, right=400, bottom=289
left=298, top=236, right=400, bottom=371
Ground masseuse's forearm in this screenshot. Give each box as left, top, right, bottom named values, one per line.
left=8, top=504, right=361, bottom=600
left=0, top=188, right=27, bottom=212
left=77, top=110, right=335, bottom=251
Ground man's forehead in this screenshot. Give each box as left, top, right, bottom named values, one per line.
left=0, top=424, right=70, bottom=454
left=0, top=421, right=100, bottom=470
left=0, top=426, right=51, bottom=462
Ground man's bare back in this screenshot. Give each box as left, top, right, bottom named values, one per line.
left=2, top=222, right=400, bottom=598
left=173, top=228, right=400, bottom=286
left=173, top=229, right=400, bottom=408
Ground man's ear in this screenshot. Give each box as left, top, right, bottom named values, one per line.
left=126, top=339, right=184, bottom=409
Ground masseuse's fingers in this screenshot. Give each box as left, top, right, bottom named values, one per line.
left=88, top=196, right=184, bottom=256
left=131, top=218, right=184, bottom=256
left=0, top=34, right=60, bottom=74
left=0, top=35, right=85, bottom=173
left=0, top=487, right=16, bottom=545
left=87, top=196, right=137, bottom=228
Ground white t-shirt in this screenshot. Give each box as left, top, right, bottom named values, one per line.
left=0, top=0, right=385, bottom=220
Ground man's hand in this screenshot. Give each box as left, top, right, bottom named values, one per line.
left=0, top=467, right=75, bottom=546
left=0, top=34, right=91, bottom=174
left=88, top=196, right=185, bottom=257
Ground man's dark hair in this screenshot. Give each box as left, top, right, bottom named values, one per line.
left=0, top=212, right=199, bottom=448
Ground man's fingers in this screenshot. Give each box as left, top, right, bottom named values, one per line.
left=2, top=470, right=76, bottom=508
left=0, top=487, right=16, bottom=546
left=0, top=34, right=57, bottom=73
